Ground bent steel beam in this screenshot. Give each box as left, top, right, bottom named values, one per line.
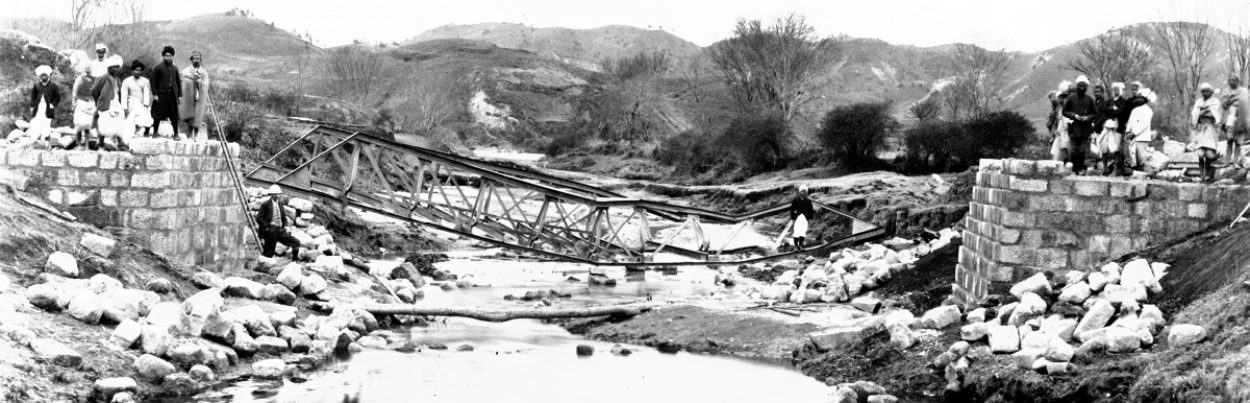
left=245, top=125, right=885, bottom=266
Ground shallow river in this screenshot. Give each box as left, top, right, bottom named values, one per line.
left=190, top=255, right=832, bottom=403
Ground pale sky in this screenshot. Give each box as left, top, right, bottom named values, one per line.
left=4, top=0, right=1249, bottom=51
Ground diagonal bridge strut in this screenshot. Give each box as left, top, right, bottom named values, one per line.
left=244, top=125, right=886, bottom=267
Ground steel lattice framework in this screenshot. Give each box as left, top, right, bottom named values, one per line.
left=244, top=125, right=884, bottom=266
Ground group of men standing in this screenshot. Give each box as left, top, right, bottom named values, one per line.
left=1049, top=75, right=1250, bottom=182
left=22, top=43, right=211, bottom=150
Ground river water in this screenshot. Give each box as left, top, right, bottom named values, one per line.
left=190, top=255, right=832, bottom=403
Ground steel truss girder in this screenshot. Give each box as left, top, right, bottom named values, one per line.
left=245, top=125, right=885, bottom=266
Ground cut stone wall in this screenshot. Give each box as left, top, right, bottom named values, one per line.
left=954, top=158, right=1250, bottom=306
left=0, top=139, right=248, bottom=271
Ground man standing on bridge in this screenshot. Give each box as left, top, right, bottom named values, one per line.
left=256, top=185, right=302, bottom=259
left=789, top=186, right=814, bottom=249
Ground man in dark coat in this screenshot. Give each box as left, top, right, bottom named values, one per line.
left=29, top=65, right=61, bottom=123
left=1063, top=78, right=1098, bottom=174
left=788, top=186, right=815, bottom=248
left=150, top=45, right=182, bottom=139
left=256, top=185, right=302, bottom=259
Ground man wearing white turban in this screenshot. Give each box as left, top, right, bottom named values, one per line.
left=1192, top=82, right=1222, bottom=182
left=91, top=55, right=126, bottom=151
left=27, top=65, right=61, bottom=140
left=1125, top=82, right=1156, bottom=169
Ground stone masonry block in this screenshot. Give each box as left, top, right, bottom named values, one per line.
left=128, top=138, right=169, bottom=155
left=1157, top=202, right=1187, bottom=218
left=1041, top=230, right=1080, bottom=248
left=1010, top=177, right=1048, bottom=192
left=144, top=155, right=170, bottom=170
left=981, top=159, right=1004, bottom=172
left=1178, top=184, right=1203, bottom=202
left=1087, top=235, right=1111, bottom=254
left=100, top=189, right=117, bottom=207
left=11, top=150, right=39, bottom=166
left=1202, top=186, right=1225, bottom=203
left=1035, top=248, right=1069, bottom=270
left=1069, top=250, right=1093, bottom=271
left=1001, top=212, right=1035, bottom=228
left=39, top=151, right=65, bottom=167
left=0, top=150, right=6, bottom=165
left=56, top=169, right=79, bottom=186
left=120, top=191, right=148, bottom=207
left=992, top=264, right=1015, bottom=282
left=1035, top=160, right=1063, bottom=176
left=1073, top=179, right=1110, bottom=197
left=1020, top=230, right=1043, bottom=247
left=131, top=172, right=170, bottom=188
left=149, top=191, right=179, bottom=209
left=1188, top=203, right=1208, bottom=219
left=1109, top=237, right=1135, bottom=257
left=1008, top=159, right=1037, bottom=176
left=1027, top=195, right=1066, bottom=212
left=81, top=171, right=108, bottom=187
left=110, top=172, right=130, bottom=187
left=1147, top=184, right=1179, bottom=202
left=227, top=143, right=240, bottom=159
left=1094, top=199, right=1123, bottom=215
left=1063, top=198, right=1099, bottom=213
left=1105, top=215, right=1134, bottom=234
left=1049, top=179, right=1074, bottom=195
left=66, top=151, right=98, bottom=168
left=999, top=245, right=1034, bottom=265
left=999, top=228, right=1022, bottom=245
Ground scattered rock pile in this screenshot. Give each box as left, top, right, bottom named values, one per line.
left=936, top=258, right=1203, bottom=393
left=825, top=380, right=899, bottom=403
left=749, top=228, right=961, bottom=304
left=245, top=188, right=369, bottom=271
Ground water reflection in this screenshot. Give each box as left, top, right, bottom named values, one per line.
left=190, top=259, right=830, bottom=403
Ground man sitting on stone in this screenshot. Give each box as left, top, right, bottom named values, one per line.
left=256, top=185, right=301, bottom=259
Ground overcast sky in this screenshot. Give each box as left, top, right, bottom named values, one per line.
left=5, top=0, right=1248, bottom=50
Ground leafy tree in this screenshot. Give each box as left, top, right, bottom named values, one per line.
left=707, top=13, right=840, bottom=123
left=720, top=114, right=790, bottom=173
left=904, top=110, right=1033, bottom=172
left=318, top=47, right=388, bottom=103
left=907, top=94, right=943, bottom=122
left=816, top=102, right=897, bottom=168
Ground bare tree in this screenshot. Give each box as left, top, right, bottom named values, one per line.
left=401, top=73, right=460, bottom=134
left=1149, top=21, right=1213, bottom=108
left=1227, top=2, right=1250, bottom=83
left=707, top=13, right=840, bottom=122
left=675, top=53, right=710, bottom=103
left=941, top=44, right=1011, bottom=121
left=317, top=47, right=388, bottom=103
left=1068, top=32, right=1154, bottom=88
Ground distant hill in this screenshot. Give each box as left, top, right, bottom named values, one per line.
left=404, top=23, right=703, bottom=71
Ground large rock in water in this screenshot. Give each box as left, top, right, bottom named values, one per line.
left=300, top=273, right=328, bottom=296
left=1168, top=324, right=1207, bottom=347
left=253, top=358, right=286, bottom=379
left=133, top=354, right=177, bottom=379
left=809, top=327, right=864, bottom=351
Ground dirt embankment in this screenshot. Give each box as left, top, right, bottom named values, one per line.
left=564, top=305, right=820, bottom=360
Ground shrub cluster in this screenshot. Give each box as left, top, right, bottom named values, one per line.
left=903, top=110, right=1034, bottom=172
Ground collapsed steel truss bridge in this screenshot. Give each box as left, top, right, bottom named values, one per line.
left=244, top=126, right=884, bottom=266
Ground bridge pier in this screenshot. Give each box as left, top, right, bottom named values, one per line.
left=0, top=139, right=250, bottom=271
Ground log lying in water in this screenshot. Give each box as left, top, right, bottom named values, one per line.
left=352, top=303, right=658, bottom=322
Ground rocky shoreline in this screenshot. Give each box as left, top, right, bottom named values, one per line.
left=0, top=187, right=455, bottom=402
